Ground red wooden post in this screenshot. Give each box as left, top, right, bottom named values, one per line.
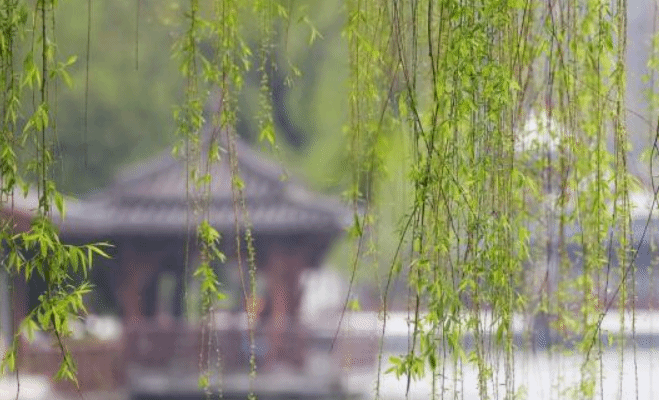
left=262, top=243, right=309, bottom=369
left=117, top=244, right=167, bottom=325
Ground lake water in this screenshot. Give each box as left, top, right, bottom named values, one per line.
left=344, top=349, right=659, bottom=400
left=336, top=311, right=659, bottom=399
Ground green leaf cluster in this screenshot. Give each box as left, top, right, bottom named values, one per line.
left=0, top=0, right=111, bottom=386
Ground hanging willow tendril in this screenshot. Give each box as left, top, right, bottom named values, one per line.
left=349, top=0, right=638, bottom=399
left=0, top=0, right=110, bottom=389
left=171, top=0, right=280, bottom=397
left=171, top=0, right=230, bottom=396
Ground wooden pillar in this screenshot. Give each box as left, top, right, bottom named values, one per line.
left=10, top=275, right=27, bottom=338
left=1, top=207, right=32, bottom=341
left=0, top=269, right=11, bottom=347
left=172, top=270, right=185, bottom=318
left=117, top=243, right=168, bottom=325
left=262, top=243, right=309, bottom=368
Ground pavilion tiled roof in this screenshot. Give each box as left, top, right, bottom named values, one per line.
left=53, top=131, right=351, bottom=238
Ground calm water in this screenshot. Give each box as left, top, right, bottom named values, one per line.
left=345, top=349, right=659, bottom=400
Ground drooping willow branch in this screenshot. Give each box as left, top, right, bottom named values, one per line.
left=0, top=0, right=111, bottom=388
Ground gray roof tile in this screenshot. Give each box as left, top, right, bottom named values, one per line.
left=55, top=131, right=351, bottom=237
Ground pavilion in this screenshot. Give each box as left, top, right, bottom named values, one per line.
left=6, top=128, right=357, bottom=395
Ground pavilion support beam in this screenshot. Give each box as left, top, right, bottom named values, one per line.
left=11, top=276, right=27, bottom=338
left=117, top=243, right=169, bottom=325
left=262, top=243, right=310, bottom=369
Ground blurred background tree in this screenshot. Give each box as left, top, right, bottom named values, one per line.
left=52, top=0, right=182, bottom=195
left=50, top=0, right=359, bottom=197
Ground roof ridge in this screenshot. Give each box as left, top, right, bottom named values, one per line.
left=113, top=125, right=288, bottom=190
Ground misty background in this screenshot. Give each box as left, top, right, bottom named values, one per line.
left=36, top=0, right=659, bottom=285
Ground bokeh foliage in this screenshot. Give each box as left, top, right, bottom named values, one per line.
left=45, top=0, right=352, bottom=197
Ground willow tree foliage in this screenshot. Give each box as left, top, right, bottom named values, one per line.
left=352, top=0, right=635, bottom=399
left=334, top=0, right=637, bottom=398
left=0, top=0, right=109, bottom=387
left=0, top=0, right=653, bottom=399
